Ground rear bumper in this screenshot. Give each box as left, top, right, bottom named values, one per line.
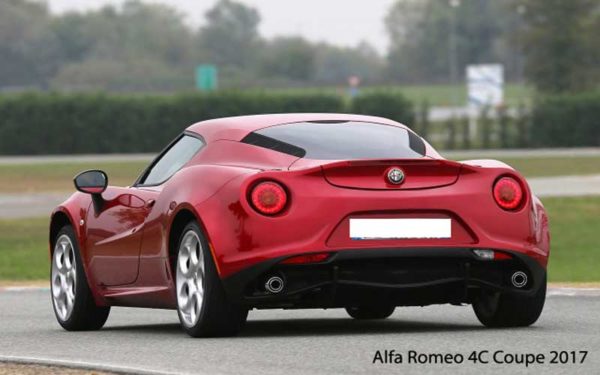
left=222, top=248, right=546, bottom=309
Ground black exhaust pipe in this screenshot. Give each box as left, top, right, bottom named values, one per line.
left=264, top=275, right=285, bottom=294
left=511, top=271, right=528, bottom=288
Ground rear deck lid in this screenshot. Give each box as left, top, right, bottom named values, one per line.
left=321, top=159, right=462, bottom=190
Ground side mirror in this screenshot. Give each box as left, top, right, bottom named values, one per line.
left=74, top=170, right=108, bottom=195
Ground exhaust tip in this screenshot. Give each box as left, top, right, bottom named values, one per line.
left=511, top=271, right=528, bottom=288
left=265, top=275, right=285, bottom=294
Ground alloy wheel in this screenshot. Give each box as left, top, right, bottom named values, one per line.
left=176, top=230, right=205, bottom=327
left=51, top=234, right=77, bottom=321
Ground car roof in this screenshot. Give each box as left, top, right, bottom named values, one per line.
left=185, top=113, right=408, bottom=143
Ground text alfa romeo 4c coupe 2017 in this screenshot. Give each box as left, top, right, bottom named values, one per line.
left=49, top=113, right=549, bottom=337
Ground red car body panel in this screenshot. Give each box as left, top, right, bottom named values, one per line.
left=50, top=114, right=550, bottom=309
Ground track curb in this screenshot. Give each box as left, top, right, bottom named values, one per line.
left=0, top=356, right=183, bottom=375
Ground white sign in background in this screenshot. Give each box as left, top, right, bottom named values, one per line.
left=467, top=64, right=504, bottom=115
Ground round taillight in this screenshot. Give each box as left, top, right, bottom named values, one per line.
left=250, top=181, right=288, bottom=215
left=493, top=177, right=523, bottom=210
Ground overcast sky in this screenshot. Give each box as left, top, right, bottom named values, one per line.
left=47, top=0, right=396, bottom=53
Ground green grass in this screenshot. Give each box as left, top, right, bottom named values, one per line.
left=0, top=217, right=48, bottom=280
left=1, top=155, right=599, bottom=195
left=0, top=197, right=598, bottom=282
left=0, top=161, right=147, bottom=194
left=378, top=83, right=532, bottom=107
left=545, top=196, right=600, bottom=282
left=270, top=83, right=533, bottom=107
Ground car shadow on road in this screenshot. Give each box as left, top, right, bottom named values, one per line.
left=102, top=323, right=183, bottom=335
left=101, top=318, right=490, bottom=337
left=241, top=318, right=483, bottom=337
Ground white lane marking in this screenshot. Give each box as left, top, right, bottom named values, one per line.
left=0, top=287, right=49, bottom=292
left=0, top=355, right=197, bottom=375
left=528, top=174, right=600, bottom=197
left=0, top=154, right=154, bottom=165
left=547, top=288, right=600, bottom=297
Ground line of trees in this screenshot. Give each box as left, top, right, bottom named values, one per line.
left=385, top=0, right=525, bottom=84
left=0, top=0, right=386, bottom=91
left=0, top=0, right=597, bottom=94
left=386, top=0, right=599, bottom=93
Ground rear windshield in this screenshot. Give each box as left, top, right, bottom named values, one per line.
left=241, top=121, right=426, bottom=160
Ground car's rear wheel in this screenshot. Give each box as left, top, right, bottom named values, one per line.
left=175, top=222, right=248, bottom=337
left=472, top=275, right=546, bottom=327
left=51, top=225, right=110, bottom=331
left=345, top=305, right=396, bottom=320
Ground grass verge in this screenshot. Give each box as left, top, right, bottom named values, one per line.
left=0, top=161, right=147, bottom=194
left=272, top=83, right=532, bottom=107
left=0, top=217, right=48, bottom=280
left=449, top=155, right=600, bottom=178
left=0, top=196, right=598, bottom=282
left=544, top=196, right=600, bottom=282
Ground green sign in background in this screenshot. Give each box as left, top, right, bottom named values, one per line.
left=195, top=64, right=218, bottom=91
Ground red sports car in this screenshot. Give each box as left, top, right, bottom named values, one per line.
left=49, top=114, right=550, bottom=337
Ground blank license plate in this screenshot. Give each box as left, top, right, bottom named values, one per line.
left=349, top=218, right=451, bottom=240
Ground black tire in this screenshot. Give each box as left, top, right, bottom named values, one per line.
left=51, top=226, right=110, bottom=331
left=346, top=305, right=396, bottom=320
left=176, top=222, right=248, bottom=337
left=473, top=275, right=546, bottom=327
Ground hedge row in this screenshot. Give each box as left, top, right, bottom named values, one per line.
left=0, top=91, right=415, bottom=155
left=530, top=91, right=600, bottom=147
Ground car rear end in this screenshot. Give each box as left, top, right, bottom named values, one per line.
left=195, top=120, right=549, bottom=311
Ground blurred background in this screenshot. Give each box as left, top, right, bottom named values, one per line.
left=0, top=0, right=598, bottom=284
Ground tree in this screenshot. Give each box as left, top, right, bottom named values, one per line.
left=385, top=0, right=448, bottom=83
left=517, top=0, right=599, bottom=93
left=385, top=0, right=523, bottom=84
left=314, top=42, right=384, bottom=86
left=0, top=0, right=60, bottom=89
left=258, top=37, right=316, bottom=81
left=52, top=59, right=191, bottom=92
left=53, top=1, right=193, bottom=64
left=51, top=12, right=94, bottom=64
left=49, top=0, right=196, bottom=91
left=198, top=0, right=261, bottom=68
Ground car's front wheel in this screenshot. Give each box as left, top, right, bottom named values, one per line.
left=51, top=225, right=110, bottom=331
left=472, top=275, right=546, bottom=327
left=345, top=305, right=396, bottom=320
left=175, top=222, right=248, bottom=337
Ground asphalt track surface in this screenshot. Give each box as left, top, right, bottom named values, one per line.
left=0, top=289, right=598, bottom=375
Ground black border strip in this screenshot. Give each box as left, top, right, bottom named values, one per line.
left=241, top=132, right=306, bottom=158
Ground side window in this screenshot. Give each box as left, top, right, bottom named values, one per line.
left=139, top=135, right=203, bottom=186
